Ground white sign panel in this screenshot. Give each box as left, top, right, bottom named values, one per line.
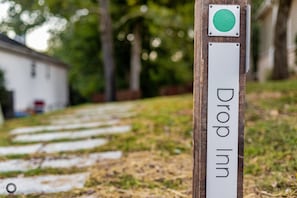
left=207, top=42, right=240, bottom=198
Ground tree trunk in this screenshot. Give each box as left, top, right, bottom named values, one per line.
left=272, top=0, right=293, bottom=80
left=98, top=0, right=116, bottom=101
left=130, top=23, right=142, bottom=91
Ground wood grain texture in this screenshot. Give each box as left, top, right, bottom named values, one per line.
left=193, top=0, right=249, bottom=197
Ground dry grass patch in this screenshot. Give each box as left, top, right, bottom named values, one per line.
left=86, top=151, right=192, bottom=197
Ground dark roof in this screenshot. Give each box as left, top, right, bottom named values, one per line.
left=0, top=33, right=68, bottom=68
left=0, top=34, right=30, bottom=49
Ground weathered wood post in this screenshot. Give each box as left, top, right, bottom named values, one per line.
left=193, top=0, right=250, bottom=198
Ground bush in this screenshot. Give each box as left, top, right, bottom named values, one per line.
left=0, top=69, right=10, bottom=118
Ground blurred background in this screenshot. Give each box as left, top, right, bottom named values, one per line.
left=0, top=0, right=295, bottom=117
left=0, top=1, right=296, bottom=197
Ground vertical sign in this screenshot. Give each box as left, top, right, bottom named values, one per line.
left=207, top=42, right=240, bottom=197
left=193, top=1, right=250, bottom=198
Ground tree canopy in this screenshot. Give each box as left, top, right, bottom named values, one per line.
left=0, top=0, right=195, bottom=102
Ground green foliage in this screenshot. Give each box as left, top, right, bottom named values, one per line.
left=1, top=0, right=194, bottom=100
left=113, top=1, right=194, bottom=96
left=0, top=0, right=47, bottom=35
left=252, top=0, right=264, bottom=11
left=49, top=14, right=103, bottom=100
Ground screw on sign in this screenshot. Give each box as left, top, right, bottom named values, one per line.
left=6, top=183, right=17, bottom=194
left=193, top=0, right=251, bottom=198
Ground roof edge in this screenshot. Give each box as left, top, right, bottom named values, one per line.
left=0, top=34, right=69, bottom=69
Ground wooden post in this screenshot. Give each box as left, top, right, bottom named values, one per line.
left=193, top=0, right=250, bottom=197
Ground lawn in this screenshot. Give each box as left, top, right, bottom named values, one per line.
left=0, top=79, right=297, bottom=197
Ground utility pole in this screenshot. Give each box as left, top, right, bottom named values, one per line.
left=193, top=1, right=250, bottom=197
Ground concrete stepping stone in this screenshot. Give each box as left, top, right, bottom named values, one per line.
left=0, top=151, right=122, bottom=172
left=13, top=125, right=132, bottom=143
left=50, top=117, right=107, bottom=125
left=50, top=112, right=135, bottom=125
left=0, top=173, right=89, bottom=195
left=50, top=107, right=136, bottom=122
left=61, top=103, right=131, bottom=112
left=53, top=104, right=134, bottom=119
left=74, top=112, right=136, bottom=120
left=39, top=139, right=107, bottom=154
left=0, top=144, right=43, bottom=156
left=0, top=138, right=107, bottom=156
left=0, top=158, right=41, bottom=172
left=10, top=120, right=119, bottom=135
left=76, top=104, right=133, bottom=114
left=42, top=151, right=122, bottom=168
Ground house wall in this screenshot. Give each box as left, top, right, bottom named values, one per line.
left=257, top=0, right=297, bottom=81
left=0, top=49, right=68, bottom=114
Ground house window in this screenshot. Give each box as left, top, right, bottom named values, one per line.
left=31, top=62, right=36, bottom=78
left=46, top=65, right=50, bottom=79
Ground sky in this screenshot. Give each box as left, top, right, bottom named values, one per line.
left=26, top=25, right=51, bottom=52
left=0, top=3, right=50, bottom=52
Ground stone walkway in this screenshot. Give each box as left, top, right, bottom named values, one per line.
left=13, top=125, right=131, bottom=142
left=0, top=138, right=108, bottom=155
left=11, top=120, right=119, bottom=135
left=0, top=151, right=122, bottom=172
left=0, top=173, right=89, bottom=195
left=0, top=103, right=134, bottom=195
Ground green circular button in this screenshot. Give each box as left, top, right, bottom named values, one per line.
left=213, top=9, right=235, bottom=32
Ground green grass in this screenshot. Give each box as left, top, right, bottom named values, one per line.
left=244, top=79, right=297, bottom=196
left=1, top=79, right=297, bottom=196
left=247, top=79, right=297, bottom=93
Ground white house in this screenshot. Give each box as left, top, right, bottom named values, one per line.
left=0, top=34, right=69, bottom=116
left=257, top=0, right=297, bottom=81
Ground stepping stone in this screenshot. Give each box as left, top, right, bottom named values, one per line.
left=50, top=112, right=135, bottom=125
left=0, top=173, right=89, bottom=195
left=76, top=104, right=133, bottom=114
left=39, top=139, right=107, bottom=154
left=0, top=138, right=107, bottom=156
left=76, top=112, right=136, bottom=120
left=56, top=103, right=133, bottom=116
left=13, top=125, right=132, bottom=143
left=10, top=120, right=119, bottom=135
left=58, top=105, right=134, bottom=120
left=42, top=151, right=122, bottom=168
left=50, top=106, right=136, bottom=122
left=0, top=159, right=41, bottom=172
left=0, top=151, right=122, bottom=172
left=0, top=144, right=43, bottom=156
left=50, top=117, right=107, bottom=125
